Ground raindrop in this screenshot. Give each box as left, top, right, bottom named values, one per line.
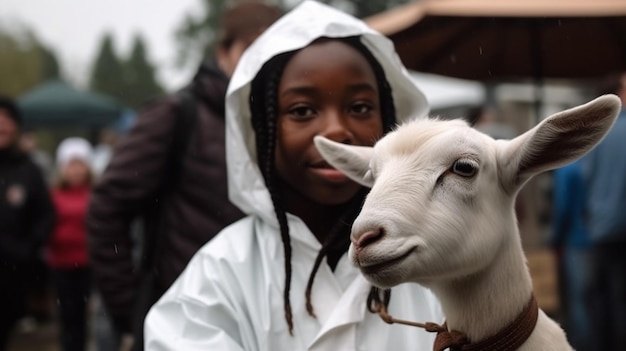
left=479, top=47, right=483, bottom=55
left=114, top=244, right=118, bottom=254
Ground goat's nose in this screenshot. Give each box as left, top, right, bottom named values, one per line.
left=351, top=229, right=383, bottom=250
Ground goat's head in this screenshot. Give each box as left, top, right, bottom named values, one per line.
left=315, top=95, right=621, bottom=289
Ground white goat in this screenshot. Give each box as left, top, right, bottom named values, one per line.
left=314, top=95, right=621, bottom=350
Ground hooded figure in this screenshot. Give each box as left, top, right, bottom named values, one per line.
left=145, top=2, right=443, bottom=350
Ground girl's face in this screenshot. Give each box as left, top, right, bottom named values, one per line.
left=275, top=40, right=383, bottom=206
left=61, top=159, right=90, bottom=187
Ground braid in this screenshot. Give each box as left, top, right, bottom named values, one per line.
left=266, top=71, right=295, bottom=335
left=367, top=287, right=391, bottom=313
left=251, top=54, right=296, bottom=335
left=304, top=188, right=368, bottom=317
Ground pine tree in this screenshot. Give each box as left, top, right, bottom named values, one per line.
left=39, top=44, right=61, bottom=80
left=0, top=27, right=60, bottom=97
left=123, top=34, right=165, bottom=108
left=89, top=33, right=127, bottom=102
left=174, top=0, right=232, bottom=69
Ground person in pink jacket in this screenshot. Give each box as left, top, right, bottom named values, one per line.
left=47, top=137, right=93, bottom=351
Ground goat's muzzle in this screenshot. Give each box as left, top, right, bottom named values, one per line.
left=351, top=228, right=383, bottom=253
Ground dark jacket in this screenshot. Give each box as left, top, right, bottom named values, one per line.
left=87, top=61, right=245, bottom=334
left=0, top=148, right=55, bottom=265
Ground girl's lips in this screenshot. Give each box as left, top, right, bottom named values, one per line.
left=310, top=167, right=350, bottom=183
left=309, top=161, right=350, bottom=183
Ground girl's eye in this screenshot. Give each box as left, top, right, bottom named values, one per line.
left=451, top=159, right=478, bottom=177
left=288, top=105, right=316, bottom=119
left=350, top=102, right=373, bottom=115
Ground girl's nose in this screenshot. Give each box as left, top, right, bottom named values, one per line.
left=321, top=111, right=353, bottom=144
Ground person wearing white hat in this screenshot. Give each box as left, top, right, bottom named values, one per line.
left=47, top=137, right=93, bottom=351
left=55, top=137, right=93, bottom=182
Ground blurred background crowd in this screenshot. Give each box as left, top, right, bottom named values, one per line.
left=0, top=0, right=625, bottom=350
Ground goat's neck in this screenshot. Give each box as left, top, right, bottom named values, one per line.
left=429, top=232, right=534, bottom=343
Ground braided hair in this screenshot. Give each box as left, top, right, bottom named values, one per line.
left=249, top=36, right=397, bottom=335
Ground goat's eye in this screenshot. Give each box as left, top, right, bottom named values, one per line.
left=452, top=159, right=477, bottom=177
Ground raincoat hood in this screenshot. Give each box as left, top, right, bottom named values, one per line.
left=225, top=0, right=429, bottom=224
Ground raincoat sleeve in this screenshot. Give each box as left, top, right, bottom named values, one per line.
left=86, top=97, right=180, bottom=333
left=144, top=250, right=247, bottom=351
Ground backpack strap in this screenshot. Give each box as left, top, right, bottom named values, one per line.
left=139, top=88, right=199, bottom=272
left=168, top=88, right=199, bottom=183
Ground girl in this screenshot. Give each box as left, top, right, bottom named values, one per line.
left=145, top=1, right=443, bottom=350
left=47, top=137, right=93, bottom=351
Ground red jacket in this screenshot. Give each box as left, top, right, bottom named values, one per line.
left=47, top=186, right=90, bottom=268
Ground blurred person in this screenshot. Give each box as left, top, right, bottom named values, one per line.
left=0, top=95, right=55, bottom=350
left=19, top=128, right=56, bottom=327
left=585, top=72, right=626, bottom=351
left=19, top=129, right=54, bottom=183
left=86, top=2, right=283, bottom=350
left=46, top=137, right=94, bottom=351
left=145, top=1, right=442, bottom=349
left=549, top=158, right=592, bottom=350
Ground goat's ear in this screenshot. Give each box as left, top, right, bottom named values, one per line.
left=497, top=94, right=621, bottom=191
left=314, top=136, right=374, bottom=187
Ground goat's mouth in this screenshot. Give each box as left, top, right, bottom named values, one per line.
left=358, top=248, right=415, bottom=275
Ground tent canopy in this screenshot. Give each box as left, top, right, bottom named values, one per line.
left=18, top=80, right=124, bottom=128
left=365, top=0, right=626, bottom=81
left=367, top=0, right=626, bottom=38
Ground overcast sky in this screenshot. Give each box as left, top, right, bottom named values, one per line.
left=0, top=0, right=202, bottom=91
left=0, top=0, right=487, bottom=109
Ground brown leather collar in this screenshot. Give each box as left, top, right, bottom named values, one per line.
left=434, top=295, right=539, bottom=351
left=369, top=289, right=539, bottom=351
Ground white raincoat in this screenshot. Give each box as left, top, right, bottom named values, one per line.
left=144, top=1, right=443, bottom=350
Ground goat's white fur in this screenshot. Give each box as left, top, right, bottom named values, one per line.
left=314, top=95, right=621, bottom=350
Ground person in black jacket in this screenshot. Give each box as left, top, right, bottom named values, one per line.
left=86, top=2, right=283, bottom=350
left=0, top=95, right=55, bottom=351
